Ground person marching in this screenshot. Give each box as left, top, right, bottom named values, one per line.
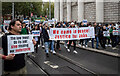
left=67, top=22, right=78, bottom=54
left=43, top=23, right=50, bottom=57
left=32, top=25, right=39, bottom=53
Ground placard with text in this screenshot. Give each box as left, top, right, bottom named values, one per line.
left=49, top=27, right=95, bottom=40
left=7, top=35, right=34, bottom=55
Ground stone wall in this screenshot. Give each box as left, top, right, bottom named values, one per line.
left=63, top=8, right=67, bottom=21
left=71, top=5, right=78, bottom=21
left=118, top=2, right=120, bottom=21
left=62, top=1, right=120, bottom=23
left=104, top=2, right=119, bottom=23
left=84, top=2, right=96, bottom=22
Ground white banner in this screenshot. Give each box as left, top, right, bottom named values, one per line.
left=49, top=27, right=95, bottom=40
left=103, top=31, right=110, bottom=37
left=118, top=25, right=120, bottom=35
left=7, top=35, right=34, bottom=55
left=23, top=20, right=29, bottom=24
left=32, top=30, right=40, bottom=36
left=4, top=20, right=11, bottom=26
left=48, top=20, right=55, bottom=24
left=35, top=20, right=41, bottom=25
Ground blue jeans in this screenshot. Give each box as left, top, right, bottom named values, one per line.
left=50, top=40, right=54, bottom=51
left=64, top=40, right=68, bottom=46
left=85, top=38, right=91, bottom=45
left=45, top=42, right=50, bottom=53
left=92, top=37, right=99, bottom=48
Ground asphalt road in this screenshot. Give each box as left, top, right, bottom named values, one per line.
left=0, top=42, right=119, bottom=76
left=56, top=44, right=119, bottom=74
left=28, top=44, right=119, bottom=75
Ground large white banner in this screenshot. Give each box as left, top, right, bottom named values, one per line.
left=49, top=27, right=95, bottom=40
left=7, top=35, right=34, bottom=55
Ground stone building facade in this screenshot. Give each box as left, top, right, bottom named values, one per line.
left=54, top=0, right=120, bottom=23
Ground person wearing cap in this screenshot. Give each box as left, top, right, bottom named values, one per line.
left=67, top=22, right=78, bottom=54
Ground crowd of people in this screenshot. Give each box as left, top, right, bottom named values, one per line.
left=0, top=19, right=120, bottom=75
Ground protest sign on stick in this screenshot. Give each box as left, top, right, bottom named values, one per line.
left=103, top=31, right=110, bottom=37
left=32, top=30, right=40, bottom=37
left=113, top=30, right=119, bottom=35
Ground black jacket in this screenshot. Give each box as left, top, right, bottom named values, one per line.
left=43, top=28, right=49, bottom=42
left=2, top=33, right=25, bottom=71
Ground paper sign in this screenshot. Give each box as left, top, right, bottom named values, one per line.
left=113, top=30, right=119, bottom=35
left=103, top=31, right=110, bottom=37
left=32, top=30, right=40, bottom=36
left=7, top=35, right=34, bottom=55
left=82, top=19, right=87, bottom=25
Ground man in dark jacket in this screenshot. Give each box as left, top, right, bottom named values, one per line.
left=43, top=23, right=50, bottom=57
left=38, top=23, right=44, bottom=48
left=56, top=22, right=61, bottom=51
left=1, top=19, right=36, bottom=75
left=92, top=22, right=100, bottom=49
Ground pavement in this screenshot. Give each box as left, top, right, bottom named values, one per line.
left=59, top=40, right=120, bottom=57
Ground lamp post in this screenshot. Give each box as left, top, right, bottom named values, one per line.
left=46, top=8, right=48, bottom=17
left=49, top=0, right=51, bottom=19
left=12, top=2, right=14, bottom=19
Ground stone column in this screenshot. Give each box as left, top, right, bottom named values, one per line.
left=54, top=0, right=60, bottom=22
left=78, top=0, right=84, bottom=22
left=60, top=0, right=63, bottom=22
left=96, top=0, right=104, bottom=23
left=67, top=0, right=71, bottom=22
left=54, top=2, right=57, bottom=19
